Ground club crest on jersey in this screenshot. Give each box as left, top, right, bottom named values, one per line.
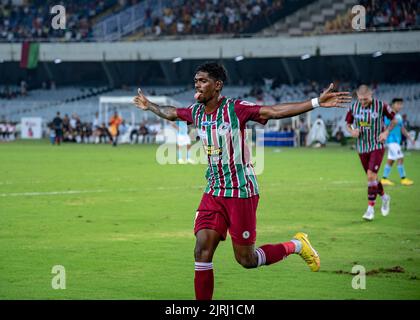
left=218, top=122, right=231, bottom=136
left=371, top=112, right=378, bottom=119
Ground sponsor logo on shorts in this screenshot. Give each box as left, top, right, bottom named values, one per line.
left=242, top=231, right=250, bottom=239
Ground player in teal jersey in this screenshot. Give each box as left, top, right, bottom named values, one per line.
left=381, top=98, right=415, bottom=186
left=171, top=120, right=195, bottom=164
left=133, top=62, right=351, bottom=300
left=346, top=85, right=398, bottom=221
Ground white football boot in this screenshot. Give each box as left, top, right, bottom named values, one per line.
left=381, top=194, right=391, bottom=216
left=363, top=206, right=375, bottom=221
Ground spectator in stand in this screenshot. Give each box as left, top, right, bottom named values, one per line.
left=146, top=0, right=284, bottom=37
left=0, top=0, right=112, bottom=42
left=323, top=0, right=419, bottom=34
left=20, top=80, right=27, bottom=96
left=0, top=0, right=290, bottom=40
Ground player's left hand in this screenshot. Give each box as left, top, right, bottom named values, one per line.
left=319, top=83, right=352, bottom=108
left=379, top=130, right=389, bottom=143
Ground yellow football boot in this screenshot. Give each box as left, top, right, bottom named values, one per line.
left=293, top=232, right=320, bottom=272
left=381, top=178, right=395, bottom=186
left=401, top=178, right=414, bottom=186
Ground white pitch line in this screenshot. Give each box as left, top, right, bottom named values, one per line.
left=0, top=186, right=203, bottom=197
left=0, top=190, right=106, bottom=197
left=0, top=180, right=359, bottom=198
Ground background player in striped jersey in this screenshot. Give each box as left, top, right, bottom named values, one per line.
left=381, top=98, right=415, bottom=186
left=133, top=62, right=351, bottom=300
left=346, top=85, right=398, bottom=221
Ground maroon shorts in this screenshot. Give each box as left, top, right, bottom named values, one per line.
left=194, top=193, right=259, bottom=246
left=358, top=148, right=385, bottom=173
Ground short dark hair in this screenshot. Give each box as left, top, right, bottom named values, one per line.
left=195, top=62, right=227, bottom=83
left=391, top=98, right=403, bottom=104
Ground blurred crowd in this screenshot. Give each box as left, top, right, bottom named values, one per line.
left=2, top=0, right=417, bottom=42
left=0, top=0, right=284, bottom=41
left=0, top=0, right=114, bottom=42
left=0, top=80, right=30, bottom=99
left=143, top=0, right=284, bottom=36
left=324, top=0, right=420, bottom=34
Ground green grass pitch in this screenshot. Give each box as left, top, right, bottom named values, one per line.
left=0, top=140, right=419, bottom=299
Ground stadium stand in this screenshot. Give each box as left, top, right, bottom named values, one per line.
left=93, top=0, right=312, bottom=40
left=261, top=0, right=420, bottom=36
left=321, top=0, right=420, bottom=35
left=0, top=0, right=117, bottom=42
left=261, top=0, right=359, bottom=36
left=1, top=0, right=419, bottom=42
left=0, top=0, right=418, bottom=44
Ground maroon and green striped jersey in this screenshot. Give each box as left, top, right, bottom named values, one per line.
left=345, top=98, right=395, bottom=154
left=176, top=96, right=267, bottom=198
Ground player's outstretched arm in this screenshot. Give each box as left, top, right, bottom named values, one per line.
left=133, top=88, right=178, bottom=121
left=259, top=83, right=351, bottom=120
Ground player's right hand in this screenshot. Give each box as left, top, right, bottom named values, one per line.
left=351, top=129, right=360, bottom=138
left=133, top=88, right=150, bottom=110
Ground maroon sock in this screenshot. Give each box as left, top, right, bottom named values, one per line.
left=194, top=262, right=214, bottom=300
left=377, top=181, right=384, bottom=196
left=368, top=181, right=378, bottom=206
left=257, top=242, right=295, bottom=266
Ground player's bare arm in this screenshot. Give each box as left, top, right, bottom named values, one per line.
left=379, top=117, right=398, bottom=143
left=133, top=88, right=178, bottom=121
left=347, top=124, right=360, bottom=138
left=259, top=83, right=351, bottom=120
left=402, top=126, right=415, bottom=143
